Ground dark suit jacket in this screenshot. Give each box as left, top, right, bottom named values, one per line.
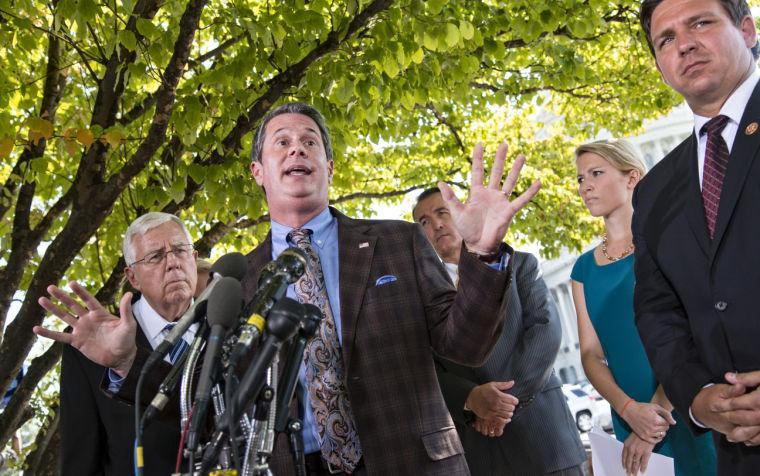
left=241, top=208, right=510, bottom=475
left=60, top=323, right=180, bottom=476
left=436, top=251, right=585, bottom=475
left=633, top=82, right=760, bottom=474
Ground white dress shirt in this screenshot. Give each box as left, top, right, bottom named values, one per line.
left=693, top=68, right=760, bottom=187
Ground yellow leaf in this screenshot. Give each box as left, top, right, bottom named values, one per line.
left=27, top=117, right=54, bottom=141
left=76, top=128, right=95, bottom=149
left=28, top=131, right=43, bottom=146
left=0, top=137, right=13, bottom=158
left=61, top=129, right=80, bottom=156
left=102, top=129, right=125, bottom=148
left=64, top=140, right=79, bottom=156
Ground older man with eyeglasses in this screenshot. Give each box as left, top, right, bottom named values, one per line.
left=35, top=212, right=198, bottom=476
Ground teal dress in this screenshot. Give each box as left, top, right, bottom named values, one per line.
left=571, top=250, right=716, bottom=476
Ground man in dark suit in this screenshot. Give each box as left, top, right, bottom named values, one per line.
left=634, top=0, right=760, bottom=473
left=38, top=212, right=199, bottom=475
left=241, top=102, right=540, bottom=475
left=413, top=187, right=586, bottom=476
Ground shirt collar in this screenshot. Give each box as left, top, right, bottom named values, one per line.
left=271, top=207, right=335, bottom=251
left=694, top=68, right=760, bottom=134
left=134, top=297, right=174, bottom=343
left=443, top=262, right=459, bottom=285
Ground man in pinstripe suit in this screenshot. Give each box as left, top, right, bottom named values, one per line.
left=414, top=188, right=586, bottom=476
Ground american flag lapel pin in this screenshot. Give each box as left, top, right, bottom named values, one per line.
left=359, top=242, right=369, bottom=248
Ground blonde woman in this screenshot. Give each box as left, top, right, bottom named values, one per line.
left=571, top=139, right=715, bottom=476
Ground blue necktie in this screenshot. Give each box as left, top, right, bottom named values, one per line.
left=162, top=323, right=189, bottom=364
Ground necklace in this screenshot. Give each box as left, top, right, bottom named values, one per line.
left=601, top=233, right=634, bottom=262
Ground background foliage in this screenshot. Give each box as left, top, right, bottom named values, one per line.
left=0, top=0, right=729, bottom=469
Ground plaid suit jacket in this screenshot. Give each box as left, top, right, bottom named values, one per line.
left=241, top=207, right=511, bottom=475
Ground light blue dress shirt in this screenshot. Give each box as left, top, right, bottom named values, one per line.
left=270, top=207, right=340, bottom=455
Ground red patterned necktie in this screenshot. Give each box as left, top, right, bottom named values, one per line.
left=700, top=115, right=730, bottom=239
left=288, top=228, right=362, bottom=473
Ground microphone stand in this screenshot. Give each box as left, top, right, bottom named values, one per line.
left=180, top=323, right=208, bottom=431
left=199, top=300, right=301, bottom=475
left=274, top=303, right=321, bottom=476
left=140, top=321, right=208, bottom=428
left=242, top=357, right=278, bottom=476
left=287, top=419, right=307, bottom=476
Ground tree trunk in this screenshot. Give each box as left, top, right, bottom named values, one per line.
left=23, top=403, right=60, bottom=476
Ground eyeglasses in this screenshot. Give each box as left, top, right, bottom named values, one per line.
left=129, top=243, right=194, bottom=267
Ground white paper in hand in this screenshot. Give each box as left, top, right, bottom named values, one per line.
left=588, top=426, right=674, bottom=476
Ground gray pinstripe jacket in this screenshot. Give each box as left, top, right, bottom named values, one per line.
left=436, top=251, right=586, bottom=475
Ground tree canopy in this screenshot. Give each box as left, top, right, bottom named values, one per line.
left=0, top=0, right=698, bottom=467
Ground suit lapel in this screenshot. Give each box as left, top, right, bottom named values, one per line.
left=244, top=232, right=273, bottom=297
left=682, top=135, right=711, bottom=257
left=711, top=83, right=760, bottom=259
left=333, top=208, right=375, bottom=374
left=135, top=319, right=152, bottom=350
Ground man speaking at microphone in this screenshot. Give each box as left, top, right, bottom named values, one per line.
left=35, top=212, right=199, bottom=475
left=242, top=102, right=540, bottom=475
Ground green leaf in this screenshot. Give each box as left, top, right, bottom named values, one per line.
left=459, top=21, right=474, bottom=41
left=382, top=53, right=400, bottom=78
left=333, top=78, right=355, bottom=105
left=426, top=0, right=446, bottom=15
left=188, top=164, right=206, bottom=183
left=118, top=30, right=137, bottom=51
left=411, top=48, right=424, bottom=64
left=540, top=10, right=554, bottom=26
left=136, top=19, right=161, bottom=40
left=445, top=23, right=460, bottom=48
left=423, top=31, right=438, bottom=51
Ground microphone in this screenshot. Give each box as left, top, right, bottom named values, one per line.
left=140, top=321, right=207, bottom=426
left=200, top=298, right=304, bottom=473
left=146, top=252, right=247, bottom=369
left=275, top=303, right=322, bottom=432
left=231, top=297, right=304, bottom=420
left=211, top=251, right=248, bottom=281
left=228, top=248, right=307, bottom=368
left=186, top=276, right=243, bottom=451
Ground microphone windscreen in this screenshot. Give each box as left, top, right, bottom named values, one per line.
left=266, top=297, right=305, bottom=340
left=207, top=276, right=243, bottom=329
left=210, top=252, right=247, bottom=281
left=272, top=296, right=305, bottom=318
left=302, top=303, right=323, bottom=322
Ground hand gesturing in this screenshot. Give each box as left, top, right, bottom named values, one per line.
left=439, top=142, right=541, bottom=255
left=35, top=282, right=137, bottom=376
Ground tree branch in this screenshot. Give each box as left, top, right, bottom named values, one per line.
left=0, top=341, right=64, bottom=448
left=0, top=0, right=201, bottom=402
left=424, top=104, right=467, bottom=155
left=203, top=0, right=395, bottom=166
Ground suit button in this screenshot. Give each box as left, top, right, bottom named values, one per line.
left=715, top=301, right=728, bottom=311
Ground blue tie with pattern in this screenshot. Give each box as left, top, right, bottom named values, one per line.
left=162, top=323, right=189, bottom=365
left=288, top=228, right=362, bottom=473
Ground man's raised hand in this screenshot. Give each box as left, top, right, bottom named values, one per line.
left=439, top=142, right=541, bottom=256
left=35, top=282, right=137, bottom=376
